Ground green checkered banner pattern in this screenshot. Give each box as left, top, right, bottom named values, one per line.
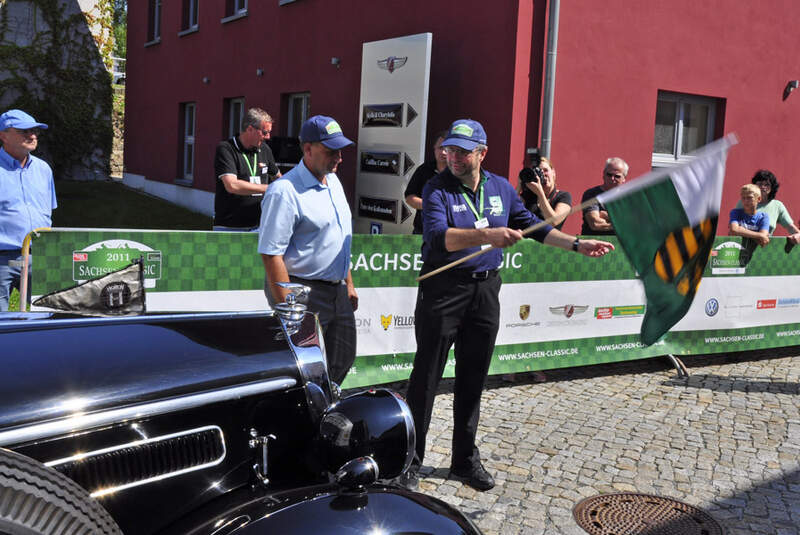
left=33, top=229, right=267, bottom=311
left=31, top=230, right=800, bottom=388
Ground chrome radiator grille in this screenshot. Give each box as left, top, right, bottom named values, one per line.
left=46, top=426, right=226, bottom=497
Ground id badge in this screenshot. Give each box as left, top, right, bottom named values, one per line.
left=474, top=218, right=491, bottom=250
left=250, top=175, right=263, bottom=197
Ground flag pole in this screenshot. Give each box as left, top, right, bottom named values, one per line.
left=416, top=196, right=600, bottom=282
left=18, top=227, right=50, bottom=311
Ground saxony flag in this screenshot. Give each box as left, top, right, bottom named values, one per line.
left=597, top=135, right=737, bottom=345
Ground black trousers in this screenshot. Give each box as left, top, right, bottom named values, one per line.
left=405, top=269, right=501, bottom=470
left=266, top=276, right=356, bottom=385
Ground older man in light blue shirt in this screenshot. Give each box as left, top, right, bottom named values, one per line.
left=0, top=109, right=57, bottom=311
left=258, top=115, right=357, bottom=384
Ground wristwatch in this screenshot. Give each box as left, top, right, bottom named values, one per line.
left=572, top=238, right=581, bottom=252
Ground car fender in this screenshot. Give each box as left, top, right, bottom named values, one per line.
left=168, top=484, right=483, bottom=535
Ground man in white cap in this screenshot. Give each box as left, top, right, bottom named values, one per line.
left=0, top=109, right=57, bottom=311
left=258, top=115, right=357, bottom=384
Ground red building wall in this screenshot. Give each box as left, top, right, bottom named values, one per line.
left=125, top=0, right=535, bottom=203
left=551, top=0, right=800, bottom=234
left=126, top=0, right=800, bottom=236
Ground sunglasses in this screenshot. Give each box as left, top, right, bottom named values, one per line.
left=14, top=128, right=41, bottom=136
left=250, top=125, right=271, bottom=136
left=444, top=146, right=478, bottom=157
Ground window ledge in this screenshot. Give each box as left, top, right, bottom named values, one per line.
left=175, top=178, right=194, bottom=187
left=221, top=11, right=248, bottom=24
left=144, top=37, right=161, bottom=48
left=178, top=26, right=199, bottom=37
left=651, top=153, right=697, bottom=168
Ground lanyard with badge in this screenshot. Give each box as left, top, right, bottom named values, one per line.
left=242, top=151, right=263, bottom=196
left=461, top=180, right=491, bottom=250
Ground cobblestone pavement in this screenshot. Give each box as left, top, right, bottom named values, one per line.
left=398, top=347, right=800, bottom=534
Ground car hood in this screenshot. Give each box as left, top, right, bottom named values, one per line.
left=0, top=312, right=299, bottom=434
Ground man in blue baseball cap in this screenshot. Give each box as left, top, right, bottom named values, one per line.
left=401, top=119, right=614, bottom=491
left=0, top=109, right=57, bottom=311
left=258, top=115, right=357, bottom=384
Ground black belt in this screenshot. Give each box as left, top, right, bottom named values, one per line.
left=451, top=269, right=498, bottom=281
left=292, top=276, right=345, bottom=286
left=0, top=249, right=23, bottom=254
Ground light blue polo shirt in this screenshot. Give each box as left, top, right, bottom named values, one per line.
left=0, top=147, right=57, bottom=250
left=258, top=159, right=352, bottom=281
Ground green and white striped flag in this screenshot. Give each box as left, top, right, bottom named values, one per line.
left=597, top=135, right=737, bottom=345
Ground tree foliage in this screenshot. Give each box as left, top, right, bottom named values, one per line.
left=0, top=0, right=114, bottom=178
left=112, top=0, right=126, bottom=58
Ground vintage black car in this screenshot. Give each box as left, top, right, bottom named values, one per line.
left=0, top=288, right=482, bottom=534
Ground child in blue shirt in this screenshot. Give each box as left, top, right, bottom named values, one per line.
left=729, top=183, right=770, bottom=247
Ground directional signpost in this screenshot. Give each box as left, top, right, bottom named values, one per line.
left=354, top=33, right=432, bottom=234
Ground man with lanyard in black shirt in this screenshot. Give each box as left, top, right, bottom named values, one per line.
left=404, top=129, right=448, bottom=234
left=213, top=108, right=281, bottom=231
left=400, top=119, right=614, bottom=492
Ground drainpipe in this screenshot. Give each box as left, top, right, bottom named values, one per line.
left=540, top=0, right=560, bottom=158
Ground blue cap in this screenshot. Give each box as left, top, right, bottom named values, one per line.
left=441, top=119, right=487, bottom=151
left=299, top=115, right=353, bottom=150
left=0, top=109, right=48, bottom=131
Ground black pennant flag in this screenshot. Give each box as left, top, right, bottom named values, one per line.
left=33, top=258, right=146, bottom=316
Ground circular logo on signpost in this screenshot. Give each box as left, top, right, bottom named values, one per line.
left=705, top=298, right=719, bottom=317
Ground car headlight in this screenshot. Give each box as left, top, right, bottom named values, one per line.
left=318, top=389, right=415, bottom=481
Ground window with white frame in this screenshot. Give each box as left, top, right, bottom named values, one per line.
left=181, top=0, right=199, bottom=32
left=287, top=93, right=310, bottom=137
left=652, top=91, right=719, bottom=167
left=227, top=98, right=245, bottom=138
left=225, top=0, right=247, bottom=18
left=182, top=103, right=196, bottom=181
left=147, top=0, right=162, bottom=43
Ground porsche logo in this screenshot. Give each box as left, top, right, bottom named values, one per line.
left=519, top=305, right=530, bottom=320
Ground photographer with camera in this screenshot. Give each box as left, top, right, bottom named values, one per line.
left=518, top=154, right=572, bottom=230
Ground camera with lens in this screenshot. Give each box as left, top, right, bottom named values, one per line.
left=519, top=152, right=544, bottom=184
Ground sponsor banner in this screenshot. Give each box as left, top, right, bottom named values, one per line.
left=595, top=305, right=645, bottom=319
left=34, top=230, right=265, bottom=299
left=72, top=239, right=162, bottom=288
left=30, top=230, right=800, bottom=389
left=675, top=275, right=800, bottom=329
left=146, top=290, right=267, bottom=311
left=355, top=287, right=417, bottom=356
left=710, top=241, right=749, bottom=274
left=362, top=103, right=403, bottom=127
left=498, top=280, right=646, bottom=344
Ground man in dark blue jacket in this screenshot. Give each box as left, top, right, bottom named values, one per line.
left=402, top=119, right=614, bottom=491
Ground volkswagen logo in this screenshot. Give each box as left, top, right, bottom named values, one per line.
left=705, top=298, right=719, bottom=317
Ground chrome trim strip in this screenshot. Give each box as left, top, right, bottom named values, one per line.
left=0, top=378, right=296, bottom=447
left=45, top=425, right=227, bottom=498
left=0, top=310, right=276, bottom=333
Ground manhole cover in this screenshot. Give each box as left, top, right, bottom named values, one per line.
left=573, top=493, right=723, bottom=535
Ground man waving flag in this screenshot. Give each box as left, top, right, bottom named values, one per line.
left=597, top=134, right=737, bottom=345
